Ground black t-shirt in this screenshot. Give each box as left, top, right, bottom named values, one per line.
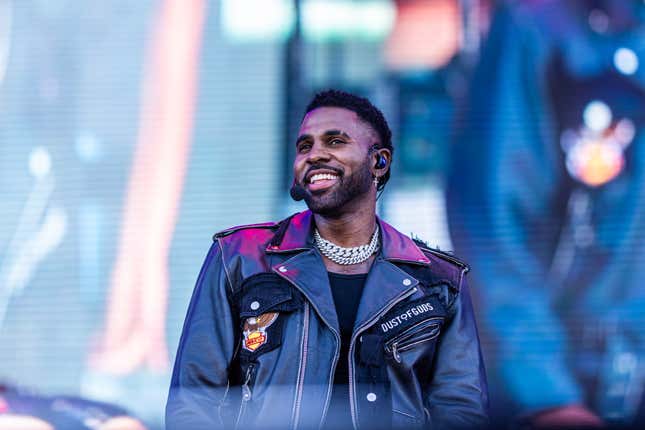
left=325, top=271, right=367, bottom=429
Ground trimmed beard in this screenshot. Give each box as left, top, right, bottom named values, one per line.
left=302, top=157, right=373, bottom=217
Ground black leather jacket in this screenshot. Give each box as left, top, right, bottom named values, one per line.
left=166, top=210, right=488, bottom=429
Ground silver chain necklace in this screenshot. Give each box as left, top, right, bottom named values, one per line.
left=313, top=225, right=380, bottom=265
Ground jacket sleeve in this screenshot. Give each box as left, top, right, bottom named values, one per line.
left=425, top=275, right=489, bottom=429
left=166, top=241, right=237, bottom=430
left=446, top=3, right=584, bottom=413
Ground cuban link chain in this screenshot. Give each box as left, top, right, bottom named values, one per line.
left=313, top=225, right=380, bottom=265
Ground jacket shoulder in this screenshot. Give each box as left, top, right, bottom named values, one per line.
left=212, top=221, right=279, bottom=240
left=412, top=238, right=470, bottom=274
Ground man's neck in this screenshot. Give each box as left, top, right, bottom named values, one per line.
left=313, top=205, right=377, bottom=248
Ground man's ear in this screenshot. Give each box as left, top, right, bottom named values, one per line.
left=372, top=148, right=391, bottom=174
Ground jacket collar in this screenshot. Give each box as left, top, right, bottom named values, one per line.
left=266, top=210, right=431, bottom=266
left=270, top=210, right=431, bottom=335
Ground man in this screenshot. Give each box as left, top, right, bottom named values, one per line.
left=166, top=90, right=488, bottom=429
left=447, top=1, right=645, bottom=428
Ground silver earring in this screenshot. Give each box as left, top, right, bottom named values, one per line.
left=373, top=177, right=379, bottom=188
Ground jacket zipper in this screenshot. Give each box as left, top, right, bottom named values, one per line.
left=276, top=274, right=341, bottom=429
left=235, top=362, right=256, bottom=430
left=348, top=286, right=418, bottom=429
left=291, top=301, right=310, bottom=429
left=318, top=322, right=341, bottom=429
left=384, top=317, right=443, bottom=363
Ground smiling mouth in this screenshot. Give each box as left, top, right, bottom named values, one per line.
left=307, top=172, right=340, bottom=192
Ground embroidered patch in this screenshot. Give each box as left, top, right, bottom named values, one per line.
left=242, top=312, right=278, bottom=352
left=380, top=302, right=434, bottom=333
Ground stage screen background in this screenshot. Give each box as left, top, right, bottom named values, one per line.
left=2, top=0, right=644, bottom=428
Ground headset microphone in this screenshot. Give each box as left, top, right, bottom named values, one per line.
left=290, top=182, right=307, bottom=201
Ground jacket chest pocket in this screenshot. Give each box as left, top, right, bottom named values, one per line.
left=376, top=296, right=447, bottom=364
left=236, top=272, right=303, bottom=357
left=232, top=273, right=305, bottom=429
left=384, top=317, right=444, bottom=363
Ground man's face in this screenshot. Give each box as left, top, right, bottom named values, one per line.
left=292, top=107, right=378, bottom=216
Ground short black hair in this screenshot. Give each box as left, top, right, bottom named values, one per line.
left=304, top=89, right=393, bottom=191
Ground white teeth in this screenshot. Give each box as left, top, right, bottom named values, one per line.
left=310, top=173, right=338, bottom=184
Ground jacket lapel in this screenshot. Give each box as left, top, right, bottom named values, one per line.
left=273, top=249, right=340, bottom=334
left=352, top=257, right=419, bottom=332
left=266, top=210, right=431, bottom=334
left=352, top=218, right=430, bottom=331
